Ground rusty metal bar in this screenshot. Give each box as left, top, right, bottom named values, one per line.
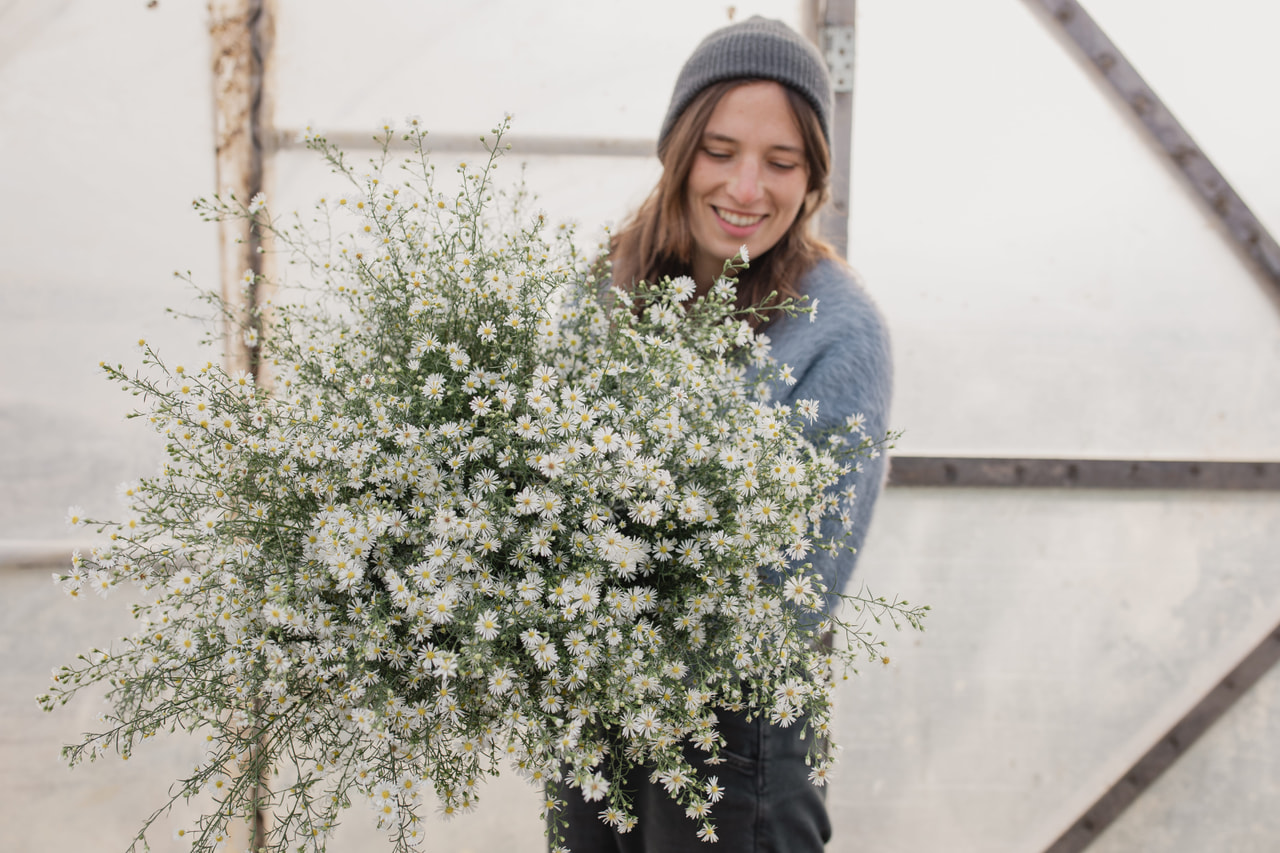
left=1028, top=0, right=1280, bottom=301
left=272, top=129, right=655, bottom=158
left=887, top=456, right=1280, bottom=490
left=1044, top=621, right=1280, bottom=852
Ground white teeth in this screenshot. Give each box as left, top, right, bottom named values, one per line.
left=715, top=207, right=764, bottom=227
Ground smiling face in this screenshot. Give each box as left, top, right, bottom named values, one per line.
left=684, top=81, right=810, bottom=287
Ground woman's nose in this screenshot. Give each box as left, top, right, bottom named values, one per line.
left=726, top=159, right=763, bottom=205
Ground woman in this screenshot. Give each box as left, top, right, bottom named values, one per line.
left=555, top=16, right=893, bottom=852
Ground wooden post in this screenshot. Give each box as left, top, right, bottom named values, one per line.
left=210, top=0, right=270, bottom=382
left=208, top=5, right=273, bottom=849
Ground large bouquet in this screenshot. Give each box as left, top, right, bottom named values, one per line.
left=42, top=118, right=925, bottom=852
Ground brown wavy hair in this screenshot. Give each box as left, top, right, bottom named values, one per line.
left=609, top=79, right=837, bottom=324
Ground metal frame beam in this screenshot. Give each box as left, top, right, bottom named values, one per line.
left=1044, top=621, right=1280, bottom=852
left=1027, top=0, right=1280, bottom=306
left=888, top=456, right=1280, bottom=491
left=816, top=0, right=856, bottom=259
left=8, top=455, right=1276, bottom=570
left=272, top=130, right=655, bottom=158
left=1019, top=2, right=1280, bottom=846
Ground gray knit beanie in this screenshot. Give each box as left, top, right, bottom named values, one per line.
left=658, top=16, right=833, bottom=156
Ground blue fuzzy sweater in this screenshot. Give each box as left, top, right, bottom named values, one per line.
left=757, top=258, right=894, bottom=613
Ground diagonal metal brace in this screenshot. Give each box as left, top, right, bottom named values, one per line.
left=1029, top=0, right=1280, bottom=301
left=1043, top=622, right=1280, bottom=852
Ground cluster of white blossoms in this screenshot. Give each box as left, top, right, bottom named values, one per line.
left=41, top=119, right=924, bottom=853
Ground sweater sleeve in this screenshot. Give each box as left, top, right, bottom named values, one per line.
left=775, top=272, right=894, bottom=614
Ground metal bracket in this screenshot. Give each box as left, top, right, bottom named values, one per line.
left=822, top=25, right=856, bottom=93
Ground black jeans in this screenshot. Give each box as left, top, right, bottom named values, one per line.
left=550, top=707, right=831, bottom=852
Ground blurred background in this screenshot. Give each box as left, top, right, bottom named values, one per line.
left=3, top=1, right=1280, bottom=851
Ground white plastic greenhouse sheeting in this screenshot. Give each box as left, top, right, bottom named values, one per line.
left=0, top=1, right=216, bottom=544
left=3, top=0, right=1280, bottom=851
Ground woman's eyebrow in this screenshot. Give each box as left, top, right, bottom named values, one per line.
left=703, top=132, right=739, bottom=145
left=702, top=132, right=803, bottom=154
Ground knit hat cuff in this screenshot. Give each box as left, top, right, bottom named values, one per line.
left=658, top=17, right=833, bottom=155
